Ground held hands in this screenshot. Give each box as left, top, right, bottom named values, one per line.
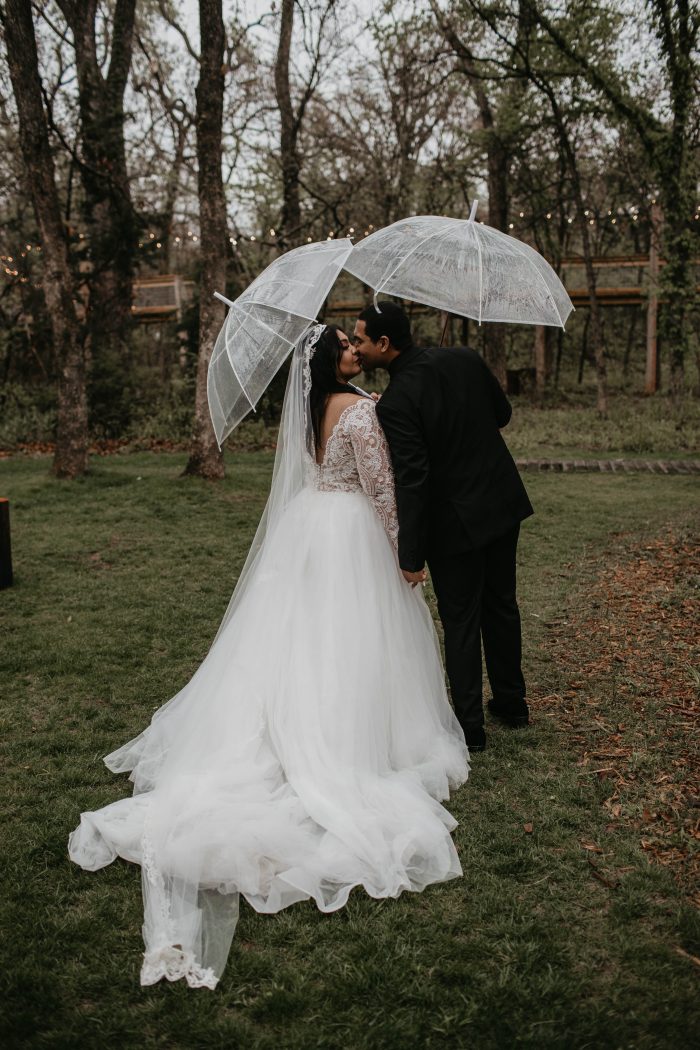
left=402, top=568, right=427, bottom=588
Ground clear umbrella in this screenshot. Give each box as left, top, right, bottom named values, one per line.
left=344, top=203, right=573, bottom=328
left=208, top=238, right=353, bottom=445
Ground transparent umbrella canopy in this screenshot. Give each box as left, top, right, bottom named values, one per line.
left=208, top=238, right=353, bottom=446
left=344, top=205, right=573, bottom=329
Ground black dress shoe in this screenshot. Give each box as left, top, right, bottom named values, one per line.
left=463, top=726, right=486, bottom=752
left=487, top=699, right=529, bottom=728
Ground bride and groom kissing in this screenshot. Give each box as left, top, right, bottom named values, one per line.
left=69, top=302, right=533, bottom=989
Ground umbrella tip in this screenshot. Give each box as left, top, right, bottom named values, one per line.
left=468, top=200, right=479, bottom=222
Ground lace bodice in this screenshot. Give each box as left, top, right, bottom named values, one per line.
left=315, top=399, right=398, bottom=548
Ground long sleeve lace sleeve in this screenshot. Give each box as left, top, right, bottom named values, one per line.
left=347, top=400, right=399, bottom=549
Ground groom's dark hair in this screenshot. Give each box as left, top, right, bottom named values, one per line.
left=358, top=302, right=413, bottom=353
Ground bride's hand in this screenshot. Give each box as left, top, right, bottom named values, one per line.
left=402, top=568, right=427, bottom=588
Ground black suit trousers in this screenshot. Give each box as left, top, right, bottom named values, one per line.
left=428, top=525, right=526, bottom=731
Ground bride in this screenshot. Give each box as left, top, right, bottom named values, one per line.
left=69, top=323, right=469, bottom=989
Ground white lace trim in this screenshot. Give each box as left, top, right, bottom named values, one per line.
left=141, top=946, right=218, bottom=990
left=302, top=323, right=326, bottom=398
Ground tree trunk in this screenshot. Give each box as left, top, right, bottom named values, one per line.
left=3, top=0, right=88, bottom=477
left=162, top=122, right=188, bottom=274
left=534, top=325, right=552, bottom=402
left=549, top=100, right=608, bottom=413
left=183, top=0, right=227, bottom=479
left=482, top=140, right=508, bottom=388
left=275, top=0, right=301, bottom=248
left=658, top=186, right=692, bottom=401
left=56, top=0, right=137, bottom=376
left=577, top=210, right=607, bottom=414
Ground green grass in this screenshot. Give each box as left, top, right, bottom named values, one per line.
left=504, top=393, right=700, bottom=460
left=1, top=453, right=699, bottom=1049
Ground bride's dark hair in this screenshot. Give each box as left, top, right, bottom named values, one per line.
left=308, top=325, right=351, bottom=451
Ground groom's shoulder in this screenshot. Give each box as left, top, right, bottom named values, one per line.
left=415, top=344, right=483, bottom=377
left=429, top=344, right=481, bottom=364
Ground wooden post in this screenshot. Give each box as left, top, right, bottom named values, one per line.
left=0, top=499, right=12, bottom=589
left=439, top=311, right=453, bottom=347
left=645, top=203, right=661, bottom=394
left=535, top=325, right=547, bottom=400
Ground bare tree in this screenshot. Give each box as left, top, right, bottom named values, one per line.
left=183, top=0, right=227, bottom=479
left=440, top=0, right=610, bottom=411
left=2, top=0, right=88, bottom=476
left=274, top=0, right=339, bottom=247
left=527, top=0, right=700, bottom=398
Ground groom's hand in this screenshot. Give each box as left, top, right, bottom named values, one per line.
left=402, top=568, right=427, bottom=587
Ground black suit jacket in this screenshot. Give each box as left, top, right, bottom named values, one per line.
left=376, top=346, right=533, bottom=572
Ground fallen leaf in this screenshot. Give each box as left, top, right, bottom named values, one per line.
left=523, top=822, right=533, bottom=833
left=580, top=840, right=603, bottom=853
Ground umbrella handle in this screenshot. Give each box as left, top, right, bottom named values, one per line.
left=373, top=292, right=382, bottom=314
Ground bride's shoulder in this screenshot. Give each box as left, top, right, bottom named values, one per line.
left=324, top=392, right=368, bottom=427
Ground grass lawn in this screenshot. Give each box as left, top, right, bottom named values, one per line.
left=1, top=452, right=698, bottom=1049
left=503, top=393, right=700, bottom=461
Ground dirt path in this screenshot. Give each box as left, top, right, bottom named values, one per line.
left=534, top=529, right=699, bottom=904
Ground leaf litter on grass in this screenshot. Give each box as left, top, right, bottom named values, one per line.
left=534, top=528, right=699, bottom=905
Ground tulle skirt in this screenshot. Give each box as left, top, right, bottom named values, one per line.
left=69, top=486, right=469, bottom=988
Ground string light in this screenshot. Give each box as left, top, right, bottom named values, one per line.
left=2, top=205, right=695, bottom=292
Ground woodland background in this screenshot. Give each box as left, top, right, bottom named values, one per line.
left=0, top=0, right=698, bottom=479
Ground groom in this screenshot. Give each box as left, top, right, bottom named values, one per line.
left=353, top=303, right=533, bottom=752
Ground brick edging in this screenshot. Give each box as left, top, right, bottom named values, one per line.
left=515, top=458, right=700, bottom=474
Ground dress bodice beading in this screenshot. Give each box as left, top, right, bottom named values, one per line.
left=315, top=399, right=398, bottom=549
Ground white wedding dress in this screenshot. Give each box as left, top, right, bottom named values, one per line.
left=69, top=333, right=469, bottom=989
